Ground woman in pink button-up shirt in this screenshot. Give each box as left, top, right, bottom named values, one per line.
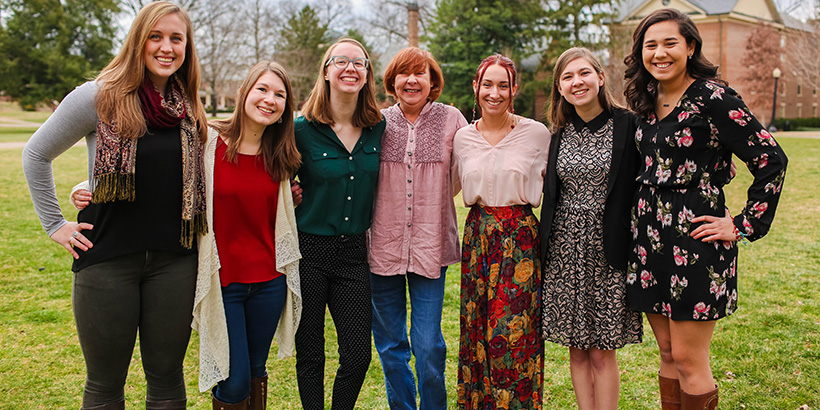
left=451, top=54, right=551, bottom=410
left=368, top=47, right=468, bottom=410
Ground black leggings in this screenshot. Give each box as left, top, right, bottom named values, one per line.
left=72, top=251, right=196, bottom=407
left=294, top=232, right=372, bottom=410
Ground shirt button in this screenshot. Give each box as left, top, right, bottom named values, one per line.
left=350, top=175, right=354, bottom=180
left=349, top=156, right=353, bottom=160
left=408, top=152, right=413, bottom=156
left=407, top=179, right=412, bottom=183
left=407, top=223, right=412, bottom=227
left=407, top=206, right=411, bottom=210
left=323, top=152, right=327, bottom=156
left=407, top=193, right=412, bottom=197
left=345, top=217, right=349, bottom=221
left=407, top=164, right=411, bottom=169
left=409, top=138, right=414, bottom=142
left=347, top=196, right=351, bottom=200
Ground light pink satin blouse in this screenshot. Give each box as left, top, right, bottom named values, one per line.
left=452, top=117, right=551, bottom=207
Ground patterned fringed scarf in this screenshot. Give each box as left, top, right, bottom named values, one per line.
left=92, top=74, right=207, bottom=248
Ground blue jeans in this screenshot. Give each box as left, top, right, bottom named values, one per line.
left=213, top=276, right=287, bottom=404
left=370, top=268, right=448, bottom=410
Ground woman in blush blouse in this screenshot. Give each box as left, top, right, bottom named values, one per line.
left=451, top=54, right=551, bottom=410
left=369, top=47, right=467, bottom=410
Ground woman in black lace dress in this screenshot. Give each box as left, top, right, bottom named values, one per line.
left=540, top=47, right=643, bottom=410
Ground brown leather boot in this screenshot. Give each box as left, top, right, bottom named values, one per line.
left=212, top=393, right=250, bottom=410
left=81, top=399, right=125, bottom=410
left=145, top=399, right=187, bottom=410
left=250, top=375, right=268, bottom=410
left=659, top=374, right=682, bottom=410
left=681, top=385, right=719, bottom=410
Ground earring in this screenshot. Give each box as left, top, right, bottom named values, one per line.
left=471, top=100, right=477, bottom=123
left=688, top=54, right=693, bottom=60
left=277, top=117, right=282, bottom=123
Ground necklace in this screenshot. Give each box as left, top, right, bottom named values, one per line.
left=658, top=78, right=695, bottom=109
left=478, top=113, right=515, bottom=144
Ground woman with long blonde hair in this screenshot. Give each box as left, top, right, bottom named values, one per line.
left=292, top=37, right=385, bottom=410
left=23, top=2, right=207, bottom=408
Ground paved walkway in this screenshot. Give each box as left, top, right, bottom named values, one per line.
left=0, top=116, right=43, bottom=127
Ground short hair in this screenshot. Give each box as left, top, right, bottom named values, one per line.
left=473, top=54, right=517, bottom=118
left=547, top=47, right=622, bottom=132
left=624, top=8, right=721, bottom=118
left=383, top=47, right=444, bottom=102
left=210, top=61, right=301, bottom=181
left=300, top=37, right=382, bottom=127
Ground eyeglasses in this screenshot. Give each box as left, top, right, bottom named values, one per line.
left=325, top=56, right=370, bottom=71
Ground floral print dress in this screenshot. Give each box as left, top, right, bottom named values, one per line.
left=626, top=79, right=787, bottom=321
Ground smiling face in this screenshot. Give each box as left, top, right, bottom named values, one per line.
left=642, top=20, right=694, bottom=85
left=243, top=71, right=287, bottom=129
left=558, top=57, right=604, bottom=112
left=474, top=64, right=516, bottom=117
left=143, top=12, right=187, bottom=91
left=394, top=64, right=432, bottom=112
left=324, top=42, right=368, bottom=96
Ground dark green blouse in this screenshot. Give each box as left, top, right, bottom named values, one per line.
left=294, top=116, right=385, bottom=236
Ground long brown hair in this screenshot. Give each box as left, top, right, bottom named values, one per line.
left=301, top=37, right=382, bottom=127
left=210, top=61, right=301, bottom=181
left=623, top=8, right=721, bottom=118
left=95, top=1, right=207, bottom=141
left=472, top=54, right=517, bottom=120
left=548, top=47, right=622, bottom=133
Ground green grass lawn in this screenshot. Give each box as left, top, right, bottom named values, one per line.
left=1, top=137, right=818, bottom=409
left=0, top=100, right=52, bottom=123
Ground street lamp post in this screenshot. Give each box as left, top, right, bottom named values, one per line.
left=770, top=67, right=782, bottom=131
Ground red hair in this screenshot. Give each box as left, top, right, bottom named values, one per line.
left=473, top=54, right=518, bottom=116
left=384, top=47, right=444, bottom=101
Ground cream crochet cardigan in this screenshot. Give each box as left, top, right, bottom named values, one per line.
left=191, top=128, right=302, bottom=392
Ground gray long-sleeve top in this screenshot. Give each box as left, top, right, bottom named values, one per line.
left=22, top=81, right=99, bottom=237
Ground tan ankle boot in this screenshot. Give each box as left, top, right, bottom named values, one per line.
left=250, top=375, right=268, bottom=410
left=681, top=385, right=718, bottom=410
left=659, top=374, right=681, bottom=410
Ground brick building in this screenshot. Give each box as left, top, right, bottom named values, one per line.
left=614, top=0, right=818, bottom=124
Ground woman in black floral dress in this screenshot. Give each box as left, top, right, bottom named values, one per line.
left=623, top=9, right=787, bottom=410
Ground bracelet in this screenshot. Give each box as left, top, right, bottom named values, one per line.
left=732, top=225, right=750, bottom=245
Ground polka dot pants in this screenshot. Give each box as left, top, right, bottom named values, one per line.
left=295, top=232, right=372, bottom=410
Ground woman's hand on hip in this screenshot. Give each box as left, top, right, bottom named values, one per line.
left=50, top=222, right=94, bottom=259
left=71, top=189, right=92, bottom=210
left=690, top=209, right=735, bottom=242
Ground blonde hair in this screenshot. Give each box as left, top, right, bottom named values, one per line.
left=300, top=38, right=382, bottom=127
left=95, top=1, right=207, bottom=141
left=547, top=47, right=621, bottom=133
left=210, top=61, right=301, bottom=180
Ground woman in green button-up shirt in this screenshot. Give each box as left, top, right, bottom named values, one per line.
left=292, top=37, right=386, bottom=410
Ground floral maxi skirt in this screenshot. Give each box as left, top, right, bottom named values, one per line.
left=458, top=204, right=544, bottom=410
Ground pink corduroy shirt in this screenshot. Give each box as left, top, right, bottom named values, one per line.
left=367, top=102, right=468, bottom=279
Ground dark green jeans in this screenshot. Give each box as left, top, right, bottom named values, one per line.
left=72, top=251, right=196, bottom=407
